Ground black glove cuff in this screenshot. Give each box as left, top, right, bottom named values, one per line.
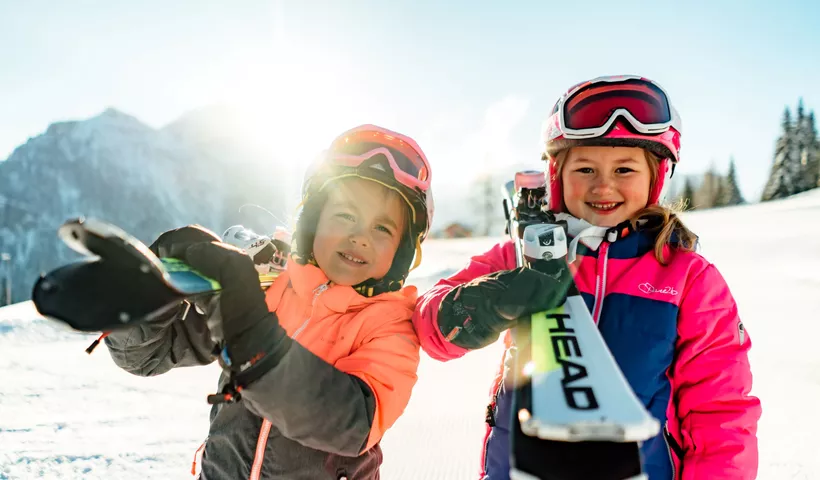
left=220, top=310, right=292, bottom=387
left=438, top=287, right=499, bottom=350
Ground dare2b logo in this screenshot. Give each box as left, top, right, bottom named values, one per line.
left=638, top=282, right=678, bottom=296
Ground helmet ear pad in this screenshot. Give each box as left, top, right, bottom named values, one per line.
left=292, top=189, right=328, bottom=264
left=545, top=154, right=563, bottom=212
left=650, top=158, right=674, bottom=205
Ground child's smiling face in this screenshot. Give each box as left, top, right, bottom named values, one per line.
left=561, top=146, right=652, bottom=227
left=312, top=177, right=408, bottom=286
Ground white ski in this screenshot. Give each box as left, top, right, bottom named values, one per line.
left=502, top=172, right=659, bottom=480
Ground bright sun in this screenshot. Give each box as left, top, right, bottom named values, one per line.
left=214, top=41, right=370, bottom=210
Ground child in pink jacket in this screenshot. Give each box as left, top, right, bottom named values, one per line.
left=413, top=75, right=761, bottom=479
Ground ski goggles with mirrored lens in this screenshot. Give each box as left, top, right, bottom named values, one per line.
left=326, top=126, right=431, bottom=191
left=552, top=75, right=681, bottom=139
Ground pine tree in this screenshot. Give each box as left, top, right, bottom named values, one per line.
left=794, top=99, right=814, bottom=193
left=807, top=111, right=820, bottom=189
left=762, top=107, right=799, bottom=201
left=719, top=157, right=745, bottom=206
left=681, top=177, right=695, bottom=210
left=713, top=173, right=725, bottom=207
left=696, top=164, right=723, bottom=208
left=797, top=98, right=805, bottom=124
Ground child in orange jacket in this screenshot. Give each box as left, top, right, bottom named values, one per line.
left=104, top=124, right=434, bottom=479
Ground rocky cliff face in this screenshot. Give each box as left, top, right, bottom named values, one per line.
left=0, top=108, right=284, bottom=302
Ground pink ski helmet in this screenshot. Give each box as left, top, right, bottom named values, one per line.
left=541, top=75, right=682, bottom=211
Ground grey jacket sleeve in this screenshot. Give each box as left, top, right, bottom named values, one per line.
left=240, top=340, right=377, bottom=457
left=104, top=301, right=217, bottom=376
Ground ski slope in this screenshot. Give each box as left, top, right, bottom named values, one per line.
left=2, top=190, right=820, bottom=479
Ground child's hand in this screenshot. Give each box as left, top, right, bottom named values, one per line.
left=148, top=224, right=222, bottom=258
left=179, top=242, right=292, bottom=387
left=437, top=263, right=573, bottom=350
left=146, top=224, right=228, bottom=327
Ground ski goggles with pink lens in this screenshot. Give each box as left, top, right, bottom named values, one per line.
left=326, top=125, right=431, bottom=192
left=552, top=75, right=682, bottom=139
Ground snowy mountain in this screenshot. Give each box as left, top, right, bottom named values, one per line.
left=1, top=190, right=818, bottom=478
left=0, top=106, right=535, bottom=301
left=0, top=108, right=285, bottom=302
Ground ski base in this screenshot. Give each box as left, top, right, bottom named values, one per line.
left=511, top=425, right=646, bottom=480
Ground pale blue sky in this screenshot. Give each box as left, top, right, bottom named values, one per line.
left=2, top=0, right=819, bottom=201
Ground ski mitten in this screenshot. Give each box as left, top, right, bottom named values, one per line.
left=148, top=224, right=222, bottom=258
left=438, top=264, right=573, bottom=350
left=179, top=241, right=292, bottom=389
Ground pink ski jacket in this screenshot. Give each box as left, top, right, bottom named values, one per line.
left=413, top=226, right=761, bottom=479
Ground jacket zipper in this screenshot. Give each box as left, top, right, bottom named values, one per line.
left=248, top=282, right=329, bottom=479
left=248, top=420, right=272, bottom=480
left=291, top=283, right=329, bottom=339
left=663, top=422, right=684, bottom=480
left=485, top=382, right=502, bottom=427
left=312, top=283, right=329, bottom=304
left=481, top=379, right=504, bottom=476
left=591, top=242, right=610, bottom=324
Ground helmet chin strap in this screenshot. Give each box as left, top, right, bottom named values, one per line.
left=351, top=229, right=416, bottom=297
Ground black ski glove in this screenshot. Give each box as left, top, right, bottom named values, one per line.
left=145, top=224, right=225, bottom=323
left=179, top=241, right=292, bottom=391
left=148, top=224, right=222, bottom=258
left=438, top=262, right=574, bottom=350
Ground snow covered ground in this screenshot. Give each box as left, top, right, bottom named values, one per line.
left=2, top=190, right=820, bottom=479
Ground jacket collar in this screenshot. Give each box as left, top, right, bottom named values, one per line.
left=556, top=213, right=686, bottom=262
left=282, top=257, right=417, bottom=313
